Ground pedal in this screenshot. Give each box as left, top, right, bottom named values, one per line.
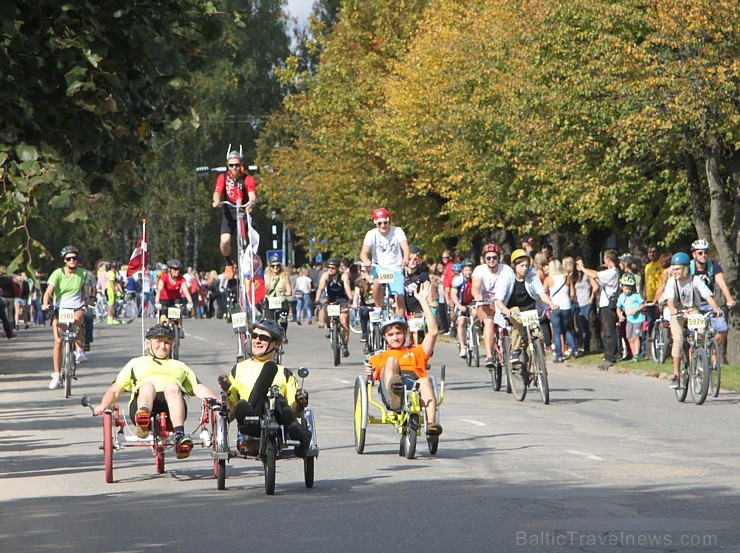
left=135, top=411, right=151, bottom=429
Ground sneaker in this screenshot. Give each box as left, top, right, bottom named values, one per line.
left=387, top=374, right=403, bottom=411
left=342, top=345, right=350, bottom=358
left=553, top=356, right=564, bottom=363
left=175, top=433, right=194, bottom=459
left=598, top=361, right=614, bottom=371
left=75, top=349, right=88, bottom=364
left=459, top=347, right=467, bottom=359
left=296, top=320, right=302, bottom=325
left=283, top=336, right=289, bottom=345
left=485, top=357, right=494, bottom=368
left=669, top=376, right=679, bottom=389
left=510, top=351, right=522, bottom=366
left=360, top=334, right=368, bottom=343
left=48, top=373, right=62, bottom=389
left=447, top=328, right=456, bottom=338
left=574, top=350, right=584, bottom=358
left=84, top=342, right=91, bottom=352
left=224, top=265, right=235, bottom=279
left=307, top=320, right=313, bottom=325
left=135, top=406, right=151, bottom=438
left=107, top=318, right=121, bottom=325
left=630, top=357, right=638, bottom=364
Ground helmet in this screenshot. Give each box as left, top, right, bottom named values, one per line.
left=380, top=315, right=408, bottom=335
left=167, top=258, right=182, bottom=269
left=482, top=243, right=499, bottom=255
left=268, top=254, right=282, bottom=265
left=461, top=260, right=474, bottom=268
left=620, top=273, right=636, bottom=287
left=619, top=253, right=634, bottom=265
left=670, top=252, right=690, bottom=266
left=226, top=150, right=242, bottom=161
left=372, top=207, right=389, bottom=220
left=327, top=257, right=341, bottom=267
left=250, top=318, right=284, bottom=343
left=145, top=324, right=175, bottom=341
left=61, top=246, right=79, bottom=258
left=408, top=245, right=421, bottom=255
left=510, top=249, right=529, bottom=264
left=452, top=263, right=462, bottom=272
left=691, top=239, right=709, bottom=251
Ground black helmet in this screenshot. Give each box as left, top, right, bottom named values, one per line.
left=61, top=245, right=79, bottom=258
left=268, top=254, right=282, bottom=265
left=409, top=245, right=421, bottom=255
left=327, top=257, right=341, bottom=267
left=145, top=324, right=175, bottom=341
left=251, top=318, right=284, bottom=343
left=380, top=315, right=408, bottom=335
left=167, top=258, right=182, bottom=269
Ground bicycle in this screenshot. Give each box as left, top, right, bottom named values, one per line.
left=92, top=294, right=137, bottom=325
left=327, top=302, right=343, bottom=366
left=158, top=305, right=184, bottom=360
left=490, top=323, right=510, bottom=393
left=503, top=309, right=550, bottom=404
left=649, top=306, right=671, bottom=364
left=673, top=311, right=711, bottom=405
left=459, top=306, right=480, bottom=367
left=57, top=308, right=80, bottom=398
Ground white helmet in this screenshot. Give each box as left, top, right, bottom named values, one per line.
left=691, top=239, right=709, bottom=252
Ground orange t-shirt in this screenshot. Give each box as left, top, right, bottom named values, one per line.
left=370, top=345, right=431, bottom=381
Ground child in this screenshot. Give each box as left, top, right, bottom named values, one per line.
left=616, top=273, right=645, bottom=362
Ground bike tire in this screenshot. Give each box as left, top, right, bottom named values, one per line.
left=349, top=307, right=363, bottom=334
left=472, top=327, right=480, bottom=367
left=404, top=414, right=418, bottom=459
left=332, top=322, right=341, bottom=366
left=490, top=348, right=501, bottom=392
left=213, top=412, right=227, bottom=490
left=675, top=349, right=689, bottom=403
left=690, top=346, right=709, bottom=405
left=353, top=379, right=367, bottom=454
left=118, top=300, right=137, bottom=324
left=155, top=444, right=166, bottom=474
left=657, top=324, right=669, bottom=364
left=63, top=341, right=73, bottom=398
left=171, top=325, right=180, bottom=360
left=708, top=339, right=721, bottom=397
left=303, top=456, right=315, bottom=488
left=372, top=323, right=384, bottom=353
left=427, top=437, right=439, bottom=455
left=534, top=340, right=550, bottom=405
left=264, top=444, right=277, bottom=495
left=103, top=411, right=113, bottom=483
left=505, top=338, right=527, bottom=401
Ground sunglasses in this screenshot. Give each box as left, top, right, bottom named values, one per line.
left=228, top=163, right=240, bottom=168
left=695, top=251, right=708, bottom=256
left=65, top=256, right=78, bottom=261
left=251, top=332, right=272, bottom=342
left=375, top=220, right=389, bottom=226
left=485, top=255, right=498, bottom=261
left=441, top=256, right=450, bottom=260
left=270, top=264, right=281, bottom=268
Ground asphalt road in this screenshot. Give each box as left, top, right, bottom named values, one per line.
left=1, top=318, right=738, bottom=553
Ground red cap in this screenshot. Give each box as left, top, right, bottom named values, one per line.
left=482, top=243, right=499, bottom=254
left=372, top=207, right=389, bottom=220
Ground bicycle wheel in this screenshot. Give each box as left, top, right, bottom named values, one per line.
left=472, top=328, right=480, bottom=367
left=534, top=340, right=549, bottom=405
left=118, top=300, right=137, bottom=325
left=332, top=322, right=341, bottom=366
left=213, top=412, right=227, bottom=490
left=690, top=346, right=709, bottom=405
left=155, top=444, right=165, bottom=474
left=171, top=325, right=180, bottom=360
left=674, top=349, right=689, bottom=403
left=657, top=324, right=670, bottom=364
left=349, top=307, right=363, bottom=334
left=505, top=338, right=527, bottom=401
left=708, top=339, right=721, bottom=397
left=63, top=341, right=74, bottom=398
left=427, top=437, right=439, bottom=455
left=103, top=410, right=113, bottom=483
left=353, top=378, right=367, bottom=454
left=490, top=347, right=501, bottom=392
left=649, top=324, right=660, bottom=363
left=403, top=414, right=418, bottom=460
left=372, top=323, right=384, bottom=353
left=264, top=443, right=277, bottom=495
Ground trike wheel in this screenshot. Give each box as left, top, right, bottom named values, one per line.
left=353, top=378, right=367, bottom=454
left=155, top=444, right=165, bottom=474
left=103, top=411, right=113, bottom=483
left=304, top=455, right=315, bottom=488
left=213, top=412, right=227, bottom=490
left=216, top=460, right=226, bottom=490
left=264, top=444, right=277, bottom=495
left=404, top=414, right=418, bottom=460
left=427, top=437, right=439, bottom=455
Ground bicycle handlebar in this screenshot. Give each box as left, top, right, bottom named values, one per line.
left=219, top=199, right=259, bottom=210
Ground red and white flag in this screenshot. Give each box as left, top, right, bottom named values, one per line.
left=126, top=237, right=146, bottom=277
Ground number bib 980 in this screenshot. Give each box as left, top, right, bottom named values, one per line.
left=167, top=307, right=181, bottom=319
left=268, top=296, right=284, bottom=310
left=686, top=314, right=706, bottom=330
left=519, top=309, right=540, bottom=327
left=377, top=271, right=395, bottom=284
left=58, top=308, right=75, bottom=323
left=231, top=312, right=247, bottom=329
left=408, top=317, right=425, bottom=332
left=327, top=304, right=341, bottom=317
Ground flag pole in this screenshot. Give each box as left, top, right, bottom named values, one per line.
left=247, top=210, right=256, bottom=323
left=141, top=219, right=147, bottom=355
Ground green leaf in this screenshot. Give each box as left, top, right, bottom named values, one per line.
left=16, top=145, right=38, bottom=162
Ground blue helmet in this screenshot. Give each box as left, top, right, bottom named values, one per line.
left=670, top=252, right=690, bottom=266
left=452, top=263, right=462, bottom=272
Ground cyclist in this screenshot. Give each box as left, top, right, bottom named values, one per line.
left=154, top=259, right=194, bottom=337
left=315, top=257, right=353, bottom=357
left=494, top=249, right=559, bottom=366
left=92, top=324, right=217, bottom=459
left=450, top=261, right=475, bottom=358
left=264, top=254, right=292, bottom=343
left=217, top=318, right=310, bottom=456
left=42, top=246, right=90, bottom=389
left=212, top=150, right=257, bottom=279
left=403, top=246, right=431, bottom=339
left=360, top=207, right=410, bottom=316
left=97, top=261, right=121, bottom=325
left=664, top=252, right=723, bottom=388
left=365, top=281, right=442, bottom=437
left=689, top=239, right=736, bottom=353
left=472, top=243, right=510, bottom=368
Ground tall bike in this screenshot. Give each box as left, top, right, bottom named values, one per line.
left=503, top=309, right=550, bottom=404
left=674, top=311, right=711, bottom=405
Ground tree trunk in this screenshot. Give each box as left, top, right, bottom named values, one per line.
left=685, top=153, right=711, bottom=241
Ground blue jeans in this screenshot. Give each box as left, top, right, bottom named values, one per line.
left=550, top=307, right=576, bottom=358
left=575, top=304, right=592, bottom=351
left=295, top=294, right=311, bottom=323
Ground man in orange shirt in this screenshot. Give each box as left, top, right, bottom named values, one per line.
left=365, top=281, right=442, bottom=436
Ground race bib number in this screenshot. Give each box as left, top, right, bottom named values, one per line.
left=268, top=296, right=283, bottom=310
left=58, top=308, right=75, bottom=323
left=377, top=271, right=395, bottom=284
left=408, top=317, right=425, bottom=332
left=327, top=304, right=341, bottom=317
left=167, top=307, right=181, bottom=319
left=686, top=314, right=706, bottom=330
left=370, top=310, right=384, bottom=323
left=231, top=312, right=247, bottom=329
left=519, top=309, right=540, bottom=327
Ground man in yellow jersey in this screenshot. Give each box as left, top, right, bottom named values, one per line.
left=93, top=324, right=216, bottom=459
left=643, top=245, right=663, bottom=356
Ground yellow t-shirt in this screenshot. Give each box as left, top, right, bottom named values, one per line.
left=228, top=358, right=298, bottom=405
left=644, top=261, right=663, bottom=302
left=114, top=355, right=199, bottom=405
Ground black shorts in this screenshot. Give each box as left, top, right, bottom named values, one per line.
left=220, top=206, right=237, bottom=235
left=129, top=391, right=187, bottom=421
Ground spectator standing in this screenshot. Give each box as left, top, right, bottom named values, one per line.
left=573, top=258, right=597, bottom=354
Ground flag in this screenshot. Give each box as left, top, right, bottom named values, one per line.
left=126, top=237, right=146, bottom=277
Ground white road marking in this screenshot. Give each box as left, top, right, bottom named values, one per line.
left=566, top=449, right=604, bottom=461
left=189, top=335, right=225, bottom=345
left=460, top=418, right=487, bottom=426
left=337, top=379, right=353, bottom=384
